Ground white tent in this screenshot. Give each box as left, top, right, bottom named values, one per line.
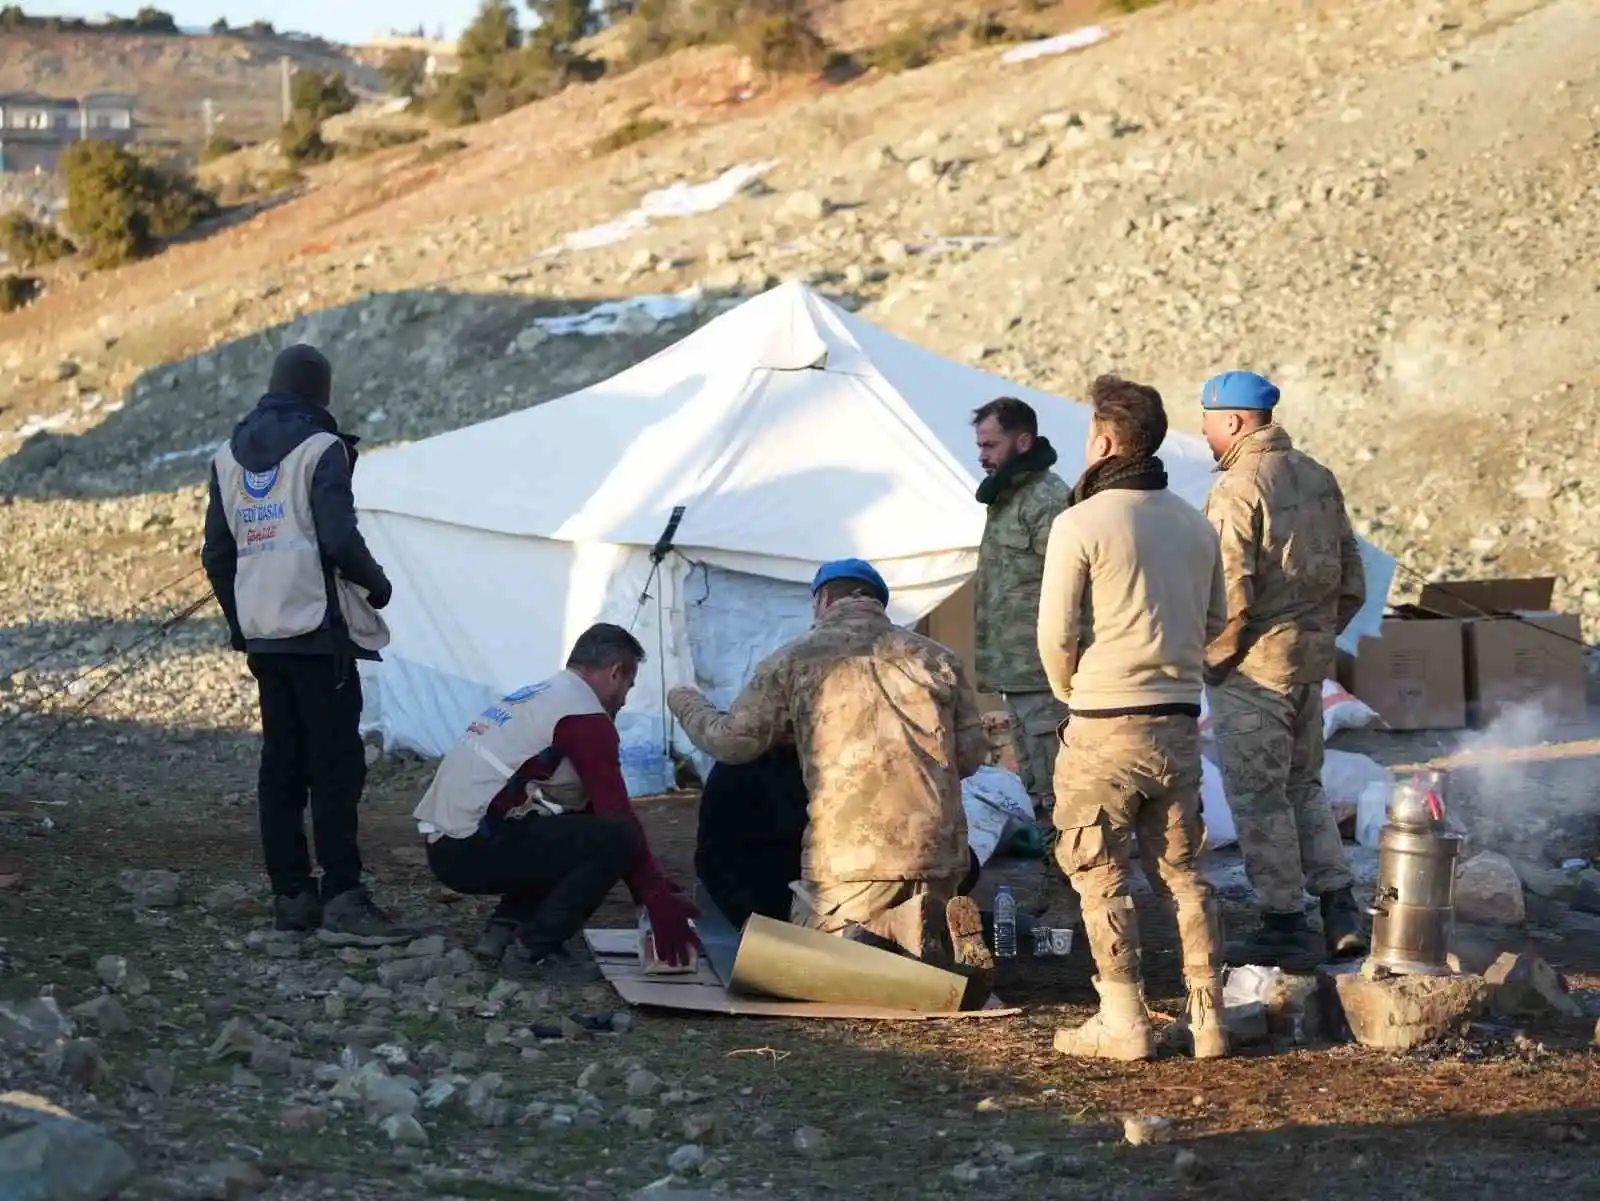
left=353, top=281, right=1396, bottom=792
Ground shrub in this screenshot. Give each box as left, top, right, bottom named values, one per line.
left=734, top=10, right=828, bottom=74
left=62, top=141, right=218, bottom=269
left=0, top=273, right=41, bottom=313
left=280, top=113, right=335, bottom=164
left=591, top=114, right=671, bottom=156
left=264, top=166, right=304, bottom=191
left=415, top=138, right=468, bottom=167
left=380, top=48, right=429, bottom=98
left=966, top=12, right=1035, bottom=47
left=0, top=212, right=75, bottom=269
left=290, top=69, right=357, bottom=124
left=200, top=135, right=243, bottom=163
left=342, top=126, right=428, bottom=157
left=866, top=21, right=943, bottom=73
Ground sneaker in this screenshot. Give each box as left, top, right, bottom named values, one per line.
left=273, top=890, right=322, bottom=933
left=474, top=919, right=517, bottom=962
left=316, top=886, right=419, bottom=947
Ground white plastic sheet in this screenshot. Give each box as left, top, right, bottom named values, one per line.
left=999, top=25, right=1109, bottom=65
left=962, top=766, right=1036, bottom=865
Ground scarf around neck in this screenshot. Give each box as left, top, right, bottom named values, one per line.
left=1069, top=454, right=1169, bottom=506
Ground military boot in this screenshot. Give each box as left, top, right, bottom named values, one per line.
left=1319, top=888, right=1369, bottom=960
left=945, top=895, right=996, bottom=1010
left=272, top=889, right=322, bottom=933
left=475, top=918, right=517, bottom=962
left=317, top=886, right=419, bottom=947
left=1168, top=976, right=1229, bottom=1059
left=1052, top=977, right=1157, bottom=1061
left=1223, top=910, right=1324, bottom=972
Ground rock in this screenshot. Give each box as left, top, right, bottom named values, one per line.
left=1013, top=140, right=1052, bottom=174
left=280, top=1105, right=326, bottom=1131
left=780, top=191, right=830, bottom=222
left=625, top=1106, right=657, bottom=1131
left=875, top=237, right=909, bottom=265
left=1483, top=951, right=1582, bottom=1019
left=207, top=1017, right=260, bottom=1062
left=625, top=1068, right=664, bottom=1098
left=906, top=158, right=942, bottom=187
left=69, top=995, right=131, bottom=1035
left=400, top=934, right=448, bottom=959
left=361, top=1072, right=421, bottom=1120
left=200, top=882, right=257, bottom=914
left=143, top=1064, right=175, bottom=1100
left=682, top=1112, right=718, bottom=1143
left=1454, top=853, right=1526, bottom=926
left=1317, top=962, right=1488, bottom=1049
left=1123, top=1115, right=1174, bottom=1146
left=792, top=1125, right=828, bottom=1155
left=380, top=1113, right=428, bottom=1146
left=576, top=1061, right=608, bottom=1090
left=1571, top=869, right=1600, bottom=915
left=0, top=1091, right=136, bottom=1200
left=666, top=1144, right=705, bottom=1175
left=0, top=997, right=74, bottom=1049
left=376, top=956, right=452, bottom=987
left=201, top=1159, right=272, bottom=1199
left=54, top=361, right=80, bottom=381
left=55, top=1039, right=108, bottom=1091
left=117, top=868, right=182, bottom=908
left=1510, top=859, right=1578, bottom=903
left=975, top=1096, right=1006, bottom=1114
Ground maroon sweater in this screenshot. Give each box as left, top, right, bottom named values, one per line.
left=485, top=712, right=665, bottom=901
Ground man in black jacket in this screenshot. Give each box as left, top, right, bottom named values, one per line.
left=202, top=345, right=414, bottom=945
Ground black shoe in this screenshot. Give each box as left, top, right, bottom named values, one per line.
left=1223, top=910, right=1325, bottom=973
left=316, top=886, right=419, bottom=947
left=273, top=890, right=322, bottom=933
left=475, top=919, right=517, bottom=961
left=1319, top=888, right=1369, bottom=960
left=501, top=941, right=599, bottom=984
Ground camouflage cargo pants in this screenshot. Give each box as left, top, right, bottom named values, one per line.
left=1003, top=690, right=1070, bottom=805
left=791, top=874, right=965, bottom=957
left=1051, top=714, right=1221, bottom=985
left=1207, top=675, right=1352, bottom=914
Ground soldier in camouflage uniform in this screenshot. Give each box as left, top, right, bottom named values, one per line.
left=667, top=558, right=995, bottom=1001
left=972, top=398, right=1074, bottom=811
left=1038, top=376, right=1231, bottom=1062
left=1200, top=371, right=1369, bottom=971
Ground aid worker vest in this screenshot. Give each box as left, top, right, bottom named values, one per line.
left=212, top=431, right=388, bottom=651
left=413, top=670, right=608, bottom=841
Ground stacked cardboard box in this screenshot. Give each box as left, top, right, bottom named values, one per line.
left=1338, top=577, right=1586, bottom=731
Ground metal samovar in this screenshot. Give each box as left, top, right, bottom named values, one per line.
left=1367, top=769, right=1467, bottom=976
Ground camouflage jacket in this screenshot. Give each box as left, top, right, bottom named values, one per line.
left=974, top=458, right=1073, bottom=694
left=1203, top=424, right=1366, bottom=691
left=667, top=596, right=988, bottom=885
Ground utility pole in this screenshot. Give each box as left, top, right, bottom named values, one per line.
left=280, top=55, right=292, bottom=124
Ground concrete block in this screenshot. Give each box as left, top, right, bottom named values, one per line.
left=1317, top=961, right=1488, bottom=1049
left=1482, top=951, right=1582, bottom=1020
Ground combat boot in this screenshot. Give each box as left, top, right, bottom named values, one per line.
left=272, top=889, right=322, bottom=933
left=317, top=886, right=420, bottom=948
left=475, top=918, right=517, bottom=962
left=1223, top=910, right=1324, bottom=972
left=944, top=895, right=996, bottom=1010
left=1319, top=888, right=1369, bottom=960
left=1053, top=977, right=1157, bottom=1061
left=1168, top=976, right=1229, bottom=1059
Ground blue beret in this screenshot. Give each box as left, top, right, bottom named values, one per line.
left=1201, top=371, right=1280, bottom=412
left=811, top=558, right=889, bottom=606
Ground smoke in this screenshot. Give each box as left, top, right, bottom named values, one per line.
left=1442, top=698, right=1600, bottom=864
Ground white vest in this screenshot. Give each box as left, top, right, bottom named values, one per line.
left=212, top=431, right=388, bottom=651
left=414, top=670, right=608, bottom=840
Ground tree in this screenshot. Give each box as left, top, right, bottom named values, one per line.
left=0, top=212, right=75, bottom=268
left=62, top=141, right=217, bottom=269
left=0, top=6, right=27, bottom=32
left=527, top=0, right=595, bottom=47
left=210, top=16, right=229, bottom=34
left=380, top=48, right=428, bottom=99
left=458, top=0, right=522, bottom=76
left=289, top=68, right=357, bottom=123
left=133, top=6, right=179, bottom=32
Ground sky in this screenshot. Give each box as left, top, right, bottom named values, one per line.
left=21, top=2, right=486, bottom=44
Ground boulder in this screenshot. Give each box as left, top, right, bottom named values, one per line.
left=1482, top=951, right=1582, bottom=1020
left=1454, top=852, right=1526, bottom=926
left=1317, top=962, right=1487, bottom=1049
left=0, top=1091, right=137, bottom=1201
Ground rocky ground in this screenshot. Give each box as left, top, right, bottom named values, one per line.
left=3, top=0, right=1600, bottom=1195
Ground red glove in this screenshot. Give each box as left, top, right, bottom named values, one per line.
left=643, top=883, right=700, bottom=967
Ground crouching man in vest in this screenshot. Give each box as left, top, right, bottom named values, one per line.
left=202, top=344, right=416, bottom=945
left=667, top=559, right=996, bottom=1000
left=413, top=623, right=699, bottom=980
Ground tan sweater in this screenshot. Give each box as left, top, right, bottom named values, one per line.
left=1036, top=488, right=1227, bottom=713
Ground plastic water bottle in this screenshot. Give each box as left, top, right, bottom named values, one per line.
left=993, top=886, right=1017, bottom=960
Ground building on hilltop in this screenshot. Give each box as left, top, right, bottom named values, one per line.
left=0, top=91, right=137, bottom=174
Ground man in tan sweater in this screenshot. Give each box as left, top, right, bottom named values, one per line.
left=1037, top=375, right=1231, bottom=1062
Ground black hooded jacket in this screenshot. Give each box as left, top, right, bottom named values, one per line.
left=201, top=370, right=392, bottom=659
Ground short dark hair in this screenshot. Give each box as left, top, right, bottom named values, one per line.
left=816, top=579, right=879, bottom=606
left=566, top=623, right=646, bottom=671
left=1089, top=375, right=1167, bottom=459
left=971, top=396, right=1038, bottom=437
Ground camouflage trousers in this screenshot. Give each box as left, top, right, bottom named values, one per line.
left=1003, top=690, right=1070, bottom=805
left=1051, top=713, right=1222, bottom=986
left=791, top=874, right=965, bottom=957
left=1207, top=675, right=1352, bottom=914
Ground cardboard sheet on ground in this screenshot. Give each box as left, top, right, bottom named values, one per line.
left=582, top=925, right=1018, bottom=1022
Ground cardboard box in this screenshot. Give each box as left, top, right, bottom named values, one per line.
left=1338, top=606, right=1466, bottom=730
left=1415, top=578, right=1587, bottom=727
